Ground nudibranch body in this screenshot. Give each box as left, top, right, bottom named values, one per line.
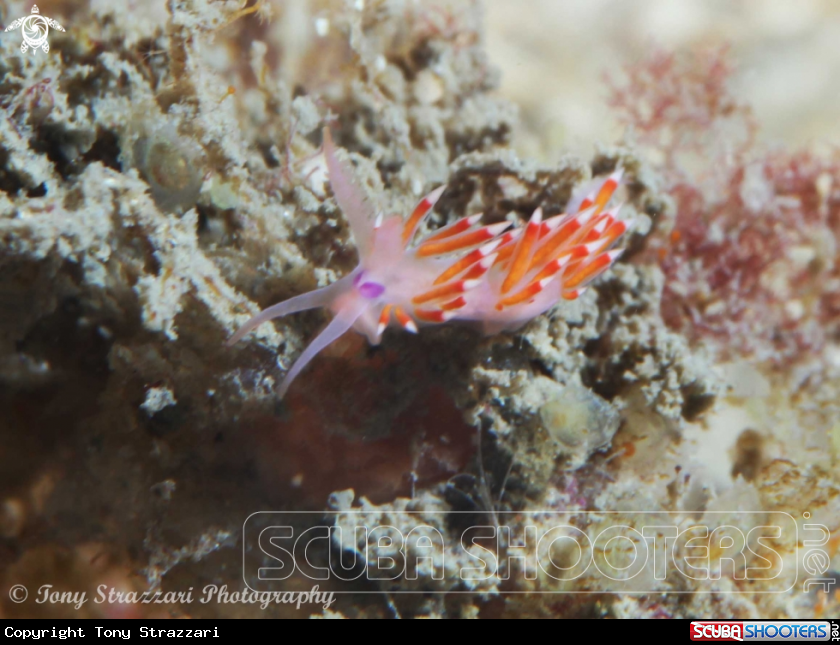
left=229, top=128, right=635, bottom=397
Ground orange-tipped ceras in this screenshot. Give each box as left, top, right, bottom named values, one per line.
left=228, top=128, right=635, bottom=397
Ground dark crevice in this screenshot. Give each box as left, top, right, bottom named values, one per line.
left=81, top=128, right=122, bottom=171
left=0, top=148, right=27, bottom=196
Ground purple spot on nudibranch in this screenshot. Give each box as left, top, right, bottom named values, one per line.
left=359, top=281, right=386, bottom=299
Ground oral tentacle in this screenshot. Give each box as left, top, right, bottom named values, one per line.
left=277, top=296, right=368, bottom=399
left=226, top=273, right=354, bottom=346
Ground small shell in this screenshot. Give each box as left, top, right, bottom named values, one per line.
left=133, top=125, right=204, bottom=212
left=540, top=384, right=620, bottom=467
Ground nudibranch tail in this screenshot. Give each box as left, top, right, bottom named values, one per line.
left=229, top=125, right=633, bottom=398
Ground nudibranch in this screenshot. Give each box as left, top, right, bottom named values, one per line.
left=228, top=128, right=635, bottom=397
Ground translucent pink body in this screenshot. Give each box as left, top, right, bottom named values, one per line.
left=228, top=128, right=634, bottom=397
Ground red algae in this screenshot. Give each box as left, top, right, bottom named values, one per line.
left=609, top=46, right=840, bottom=363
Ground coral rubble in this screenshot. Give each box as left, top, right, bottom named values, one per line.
left=1, top=0, right=838, bottom=621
